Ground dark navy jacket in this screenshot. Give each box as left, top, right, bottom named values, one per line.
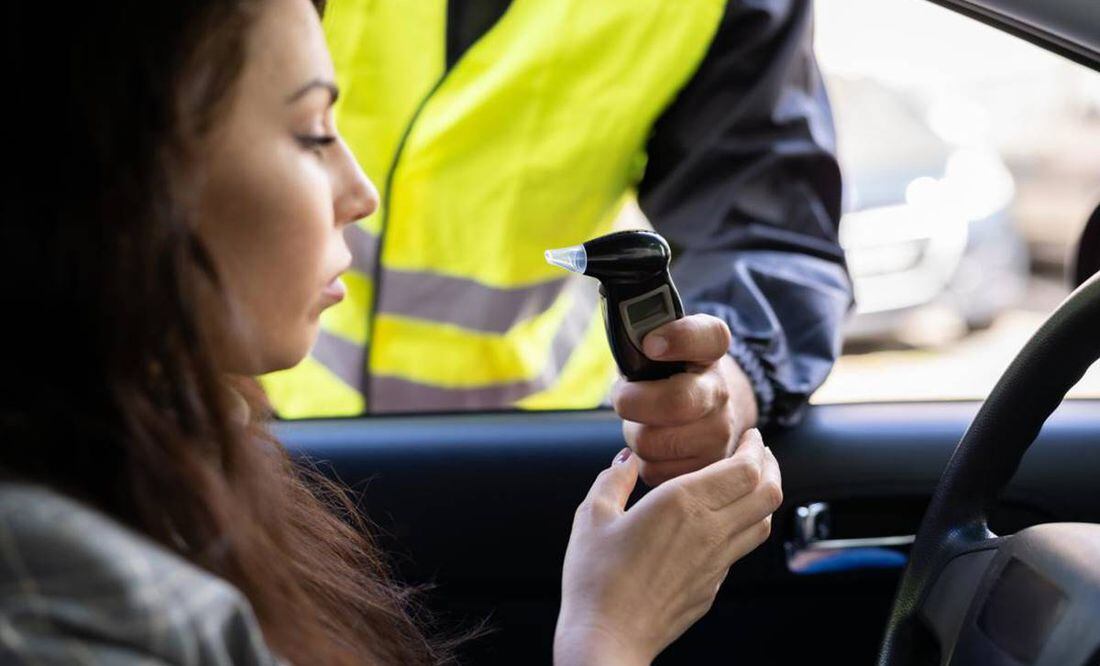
left=452, top=0, right=852, bottom=425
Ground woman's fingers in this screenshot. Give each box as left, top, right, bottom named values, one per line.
left=724, top=514, right=775, bottom=566
left=652, top=431, right=780, bottom=561
left=558, top=435, right=781, bottom=663
left=579, top=448, right=639, bottom=519
left=673, top=428, right=767, bottom=512
left=715, top=446, right=783, bottom=538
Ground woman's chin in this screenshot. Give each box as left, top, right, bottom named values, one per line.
left=247, top=329, right=317, bottom=376
left=273, top=338, right=316, bottom=374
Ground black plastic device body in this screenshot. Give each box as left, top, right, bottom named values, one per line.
left=582, top=231, right=686, bottom=381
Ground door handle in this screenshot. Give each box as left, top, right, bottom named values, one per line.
left=786, top=502, right=914, bottom=574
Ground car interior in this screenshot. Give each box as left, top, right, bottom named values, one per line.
left=275, top=1, right=1100, bottom=664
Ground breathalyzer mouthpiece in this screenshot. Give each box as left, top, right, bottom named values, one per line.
left=544, top=245, right=588, bottom=275
left=544, top=230, right=685, bottom=382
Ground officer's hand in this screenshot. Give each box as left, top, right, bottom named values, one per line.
left=611, top=314, right=759, bottom=486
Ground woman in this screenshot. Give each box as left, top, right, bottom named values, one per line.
left=0, top=0, right=783, bottom=664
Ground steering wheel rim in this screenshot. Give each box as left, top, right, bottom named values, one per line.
left=878, top=272, right=1100, bottom=665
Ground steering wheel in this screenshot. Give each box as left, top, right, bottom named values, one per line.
left=878, top=271, right=1100, bottom=666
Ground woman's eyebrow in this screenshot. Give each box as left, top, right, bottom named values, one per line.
left=286, top=79, right=339, bottom=106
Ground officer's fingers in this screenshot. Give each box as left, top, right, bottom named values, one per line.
left=642, top=314, right=731, bottom=364
left=612, top=371, right=728, bottom=427
left=622, top=410, right=734, bottom=463
left=636, top=455, right=707, bottom=487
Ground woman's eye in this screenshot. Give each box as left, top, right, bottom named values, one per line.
left=296, top=134, right=336, bottom=155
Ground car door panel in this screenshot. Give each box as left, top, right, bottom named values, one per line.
left=277, top=399, right=1100, bottom=663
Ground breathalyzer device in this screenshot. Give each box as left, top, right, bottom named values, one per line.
left=545, top=230, right=685, bottom=381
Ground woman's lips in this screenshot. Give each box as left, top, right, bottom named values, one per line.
left=320, top=275, right=347, bottom=307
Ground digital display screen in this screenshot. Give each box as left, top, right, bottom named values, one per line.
left=627, top=293, right=668, bottom=324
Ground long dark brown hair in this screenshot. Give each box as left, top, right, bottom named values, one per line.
left=2, top=1, right=450, bottom=663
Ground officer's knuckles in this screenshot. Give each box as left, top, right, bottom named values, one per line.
left=633, top=426, right=687, bottom=461
left=713, top=411, right=735, bottom=446
left=638, top=463, right=675, bottom=487
left=680, top=420, right=732, bottom=464
left=662, top=379, right=712, bottom=423
left=621, top=420, right=642, bottom=449
left=710, top=370, right=733, bottom=409
left=610, top=381, right=644, bottom=417
left=636, top=456, right=672, bottom=485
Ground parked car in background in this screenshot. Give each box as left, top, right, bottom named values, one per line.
left=832, top=76, right=1029, bottom=346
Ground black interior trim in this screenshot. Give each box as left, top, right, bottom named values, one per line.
left=275, top=399, right=1100, bottom=663
left=925, top=0, right=1100, bottom=71
left=1072, top=202, right=1100, bottom=288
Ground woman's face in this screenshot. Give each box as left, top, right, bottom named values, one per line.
left=195, top=0, right=377, bottom=376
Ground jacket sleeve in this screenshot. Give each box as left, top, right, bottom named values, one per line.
left=0, top=631, right=176, bottom=666
left=638, top=0, right=853, bottom=427
left=0, top=484, right=282, bottom=666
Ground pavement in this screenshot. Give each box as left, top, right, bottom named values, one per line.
left=814, top=276, right=1100, bottom=404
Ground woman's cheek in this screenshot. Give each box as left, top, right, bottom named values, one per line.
left=246, top=239, right=317, bottom=372
left=266, top=267, right=315, bottom=367
left=260, top=161, right=334, bottom=369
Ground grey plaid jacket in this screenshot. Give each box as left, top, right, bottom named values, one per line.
left=0, top=482, right=281, bottom=665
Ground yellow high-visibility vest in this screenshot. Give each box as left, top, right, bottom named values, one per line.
left=262, top=0, right=726, bottom=417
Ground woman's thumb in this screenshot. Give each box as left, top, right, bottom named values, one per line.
left=583, top=448, right=638, bottom=512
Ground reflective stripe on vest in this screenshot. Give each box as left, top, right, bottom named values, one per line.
left=261, top=0, right=726, bottom=417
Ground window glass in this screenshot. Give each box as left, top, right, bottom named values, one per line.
left=813, top=0, right=1100, bottom=404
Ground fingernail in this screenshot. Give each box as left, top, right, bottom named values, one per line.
left=644, top=335, right=668, bottom=358
left=613, top=448, right=633, bottom=465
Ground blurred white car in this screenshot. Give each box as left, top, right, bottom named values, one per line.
left=832, top=77, right=1028, bottom=345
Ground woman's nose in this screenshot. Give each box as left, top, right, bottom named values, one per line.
left=333, top=137, right=379, bottom=226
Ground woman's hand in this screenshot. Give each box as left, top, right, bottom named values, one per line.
left=554, top=429, right=782, bottom=666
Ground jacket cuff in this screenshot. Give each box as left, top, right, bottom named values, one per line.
left=727, top=335, right=775, bottom=429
